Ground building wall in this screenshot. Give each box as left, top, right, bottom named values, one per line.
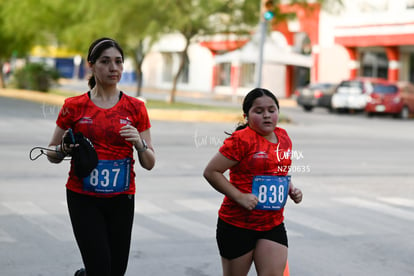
left=317, top=11, right=350, bottom=83
left=142, top=33, right=214, bottom=93
left=262, top=64, right=286, bottom=98
left=319, top=0, right=414, bottom=83
left=142, top=0, right=414, bottom=96
left=187, top=44, right=214, bottom=92
left=318, top=45, right=350, bottom=83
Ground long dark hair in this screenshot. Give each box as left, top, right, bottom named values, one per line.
left=87, top=37, right=124, bottom=89
left=234, top=88, right=280, bottom=131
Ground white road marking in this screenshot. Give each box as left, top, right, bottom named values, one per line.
left=2, top=202, right=73, bottom=241
left=135, top=200, right=214, bottom=239
left=334, top=197, right=414, bottom=221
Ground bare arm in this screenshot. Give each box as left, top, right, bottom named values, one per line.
left=47, top=126, right=67, bottom=164
left=203, top=152, right=258, bottom=210
left=120, top=126, right=155, bottom=170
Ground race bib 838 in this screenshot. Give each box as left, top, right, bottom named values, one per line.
left=252, top=175, right=291, bottom=210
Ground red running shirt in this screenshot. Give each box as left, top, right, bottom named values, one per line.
left=56, top=92, right=151, bottom=196
left=218, top=126, right=292, bottom=231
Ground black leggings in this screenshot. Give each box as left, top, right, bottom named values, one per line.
left=67, top=189, right=135, bottom=276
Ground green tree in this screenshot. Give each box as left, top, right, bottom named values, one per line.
left=97, top=0, right=169, bottom=97
left=0, top=0, right=86, bottom=88
left=159, top=0, right=260, bottom=102
left=51, top=0, right=168, bottom=97
left=160, top=0, right=343, bottom=102
left=0, top=1, right=39, bottom=88
left=0, top=0, right=165, bottom=96
left=1, top=0, right=343, bottom=99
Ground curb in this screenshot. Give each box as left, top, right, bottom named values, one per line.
left=148, top=109, right=243, bottom=123
left=0, top=88, right=295, bottom=123
left=0, top=88, right=65, bottom=106
left=0, top=88, right=244, bottom=123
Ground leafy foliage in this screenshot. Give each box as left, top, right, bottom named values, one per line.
left=0, top=0, right=343, bottom=94
left=12, top=63, right=60, bottom=92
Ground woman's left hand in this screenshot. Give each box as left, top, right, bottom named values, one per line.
left=120, top=126, right=155, bottom=170
left=289, top=188, right=303, bottom=203
left=119, top=125, right=142, bottom=147
left=289, top=187, right=303, bottom=204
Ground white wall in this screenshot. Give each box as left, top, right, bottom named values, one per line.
left=318, top=11, right=350, bottom=83
left=185, top=44, right=214, bottom=92
left=317, top=0, right=414, bottom=83
left=262, top=64, right=286, bottom=98
left=143, top=34, right=214, bottom=93
left=142, top=0, right=414, bottom=94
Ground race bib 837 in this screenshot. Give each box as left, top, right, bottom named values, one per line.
left=83, top=158, right=131, bottom=193
left=252, top=175, right=291, bottom=210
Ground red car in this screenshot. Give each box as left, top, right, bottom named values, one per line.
left=365, top=81, right=414, bottom=119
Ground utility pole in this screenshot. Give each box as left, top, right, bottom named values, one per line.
left=255, top=0, right=275, bottom=88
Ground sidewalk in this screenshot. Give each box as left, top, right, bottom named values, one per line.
left=59, top=79, right=297, bottom=108
left=0, top=80, right=297, bottom=122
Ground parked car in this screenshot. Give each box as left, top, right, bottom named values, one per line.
left=295, top=82, right=337, bottom=111
left=331, top=77, right=389, bottom=113
left=365, top=81, right=414, bottom=119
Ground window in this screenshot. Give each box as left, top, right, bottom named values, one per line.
left=337, top=81, right=364, bottom=94
left=373, top=84, right=398, bottom=94
left=216, top=63, right=231, bottom=86
left=361, top=52, right=388, bottom=79
left=410, top=54, right=414, bottom=83
left=239, top=63, right=255, bottom=87
left=162, top=52, right=173, bottom=82
left=215, top=62, right=256, bottom=87
left=161, top=52, right=189, bottom=84
left=178, top=54, right=189, bottom=84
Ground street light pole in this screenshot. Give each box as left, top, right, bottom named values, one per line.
left=255, top=0, right=274, bottom=88
left=255, top=20, right=268, bottom=88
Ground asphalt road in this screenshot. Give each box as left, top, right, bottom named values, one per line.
left=0, top=97, right=413, bottom=276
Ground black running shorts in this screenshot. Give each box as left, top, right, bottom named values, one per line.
left=216, top=218, right=288, bottom=260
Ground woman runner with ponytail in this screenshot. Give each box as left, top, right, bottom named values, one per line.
left=47, top=37, right=155, bottom=276
left=204, top=88, right=302, bottom=276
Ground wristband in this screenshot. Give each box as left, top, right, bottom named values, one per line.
left=137, top=139, right=148, bottom=152
left=60, top=140, right=70, bottom=155
left=55, top=145, right=67, bottom=159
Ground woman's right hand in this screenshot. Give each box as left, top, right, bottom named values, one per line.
left=236, top=193, right=259, bottom=211
left=61, top=129, right=78, bottom=155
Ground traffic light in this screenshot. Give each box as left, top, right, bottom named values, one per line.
left=262, top=0, right=275, bottom=21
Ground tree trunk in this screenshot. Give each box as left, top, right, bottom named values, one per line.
left=0, top=73, right=5, bottom=89
left=135, top=65, right=143, bottom=97
left=169, top=38, right=191, bottom=103
left=131, top=41, right=145, bottom=97
left=0, top=62, right=5, bottom=88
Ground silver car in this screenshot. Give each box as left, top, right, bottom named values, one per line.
left=331, top=78, right=389, bottom=112
left=296, top=83, right=337, bottom=112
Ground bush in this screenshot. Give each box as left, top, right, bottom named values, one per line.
left=12, top=63, right=60, bottom=92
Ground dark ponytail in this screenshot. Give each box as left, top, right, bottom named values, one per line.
left=235, top=122, right=249, bottom=132
left=88, top=76, right=96, bottom=90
